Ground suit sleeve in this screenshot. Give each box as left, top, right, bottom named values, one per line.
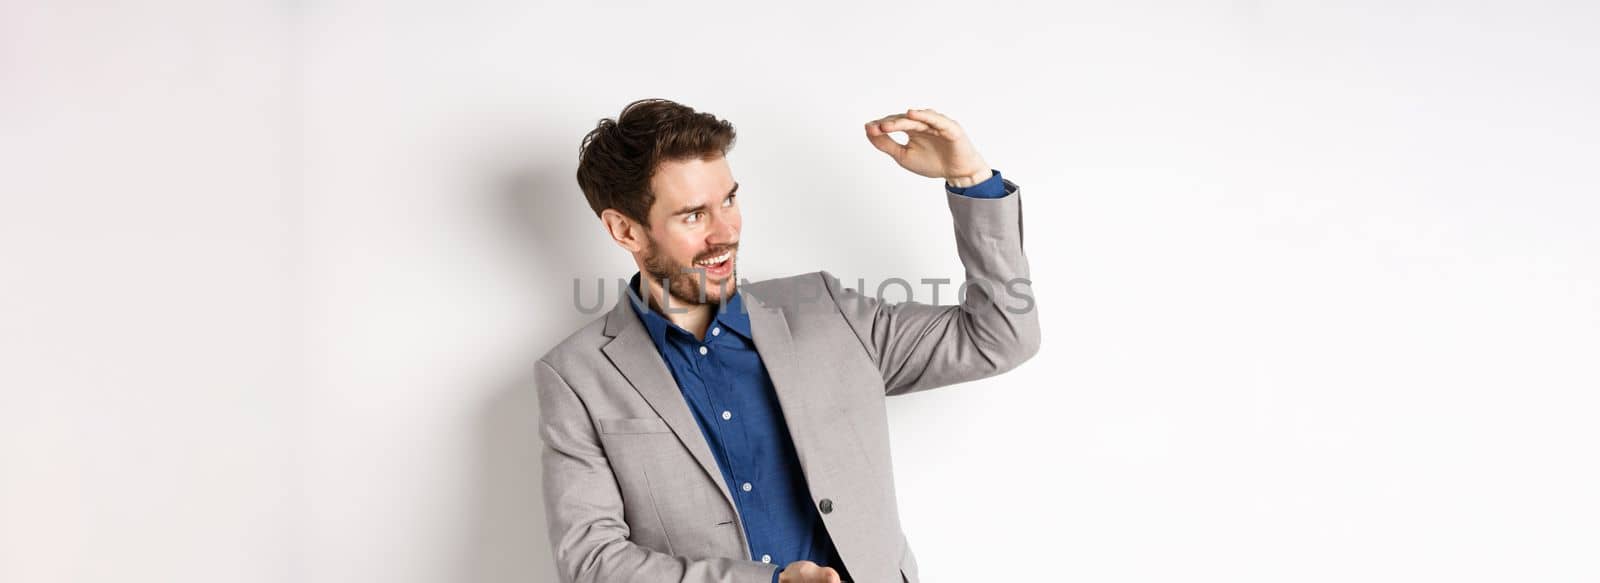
left=535, top=360, right=780, bottom=583
left=822, top=178, right=1041, bottom=396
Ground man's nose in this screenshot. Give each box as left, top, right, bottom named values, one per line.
left=708, top=210, right=738, bottom=245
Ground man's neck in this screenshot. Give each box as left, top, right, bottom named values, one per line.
left=646, top=283, right=713, bottom=341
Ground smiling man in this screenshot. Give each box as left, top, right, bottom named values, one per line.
left=536, top=98, right=1039, bottom=583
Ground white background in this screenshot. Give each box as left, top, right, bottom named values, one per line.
left=4, top=1, right=1598, bottom=582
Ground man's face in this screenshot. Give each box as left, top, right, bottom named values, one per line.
left=638, top=156, right=741, bottom=308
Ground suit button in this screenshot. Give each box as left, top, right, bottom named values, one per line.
left=818, top=498, right=833, bottom=514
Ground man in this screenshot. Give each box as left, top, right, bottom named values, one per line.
left=536, top=98, right=1039, bottom=583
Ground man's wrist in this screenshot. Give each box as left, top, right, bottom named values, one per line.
left=945, top=167, right=994, bottom=188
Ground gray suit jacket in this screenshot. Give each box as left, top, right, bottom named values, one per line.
left=535, top=180, right=1039, bottom=583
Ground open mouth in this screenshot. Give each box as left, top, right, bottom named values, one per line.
left=693, top=249, right=735, bottom=278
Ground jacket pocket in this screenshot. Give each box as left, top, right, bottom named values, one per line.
left=598, top=416, right=672, bottom=435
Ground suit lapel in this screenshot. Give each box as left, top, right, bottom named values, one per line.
left=742, top=286, right=830, bottom=481
left=600, top=294, right=735, bottom=510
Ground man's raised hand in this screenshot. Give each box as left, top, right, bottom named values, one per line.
left=865, top=107, right=993, bottom=188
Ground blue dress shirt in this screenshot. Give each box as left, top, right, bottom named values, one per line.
left=945, top=167, right=1007, bottom=198
left=628, top=168, right=1008, bottom=582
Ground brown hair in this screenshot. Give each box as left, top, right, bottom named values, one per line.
left=575, top=98, right=737, bottom=227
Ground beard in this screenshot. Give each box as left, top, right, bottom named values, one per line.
left=641, top=235, right=738, bottom=310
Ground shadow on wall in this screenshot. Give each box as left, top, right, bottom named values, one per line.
left=459, top=160, right=610, bottom=583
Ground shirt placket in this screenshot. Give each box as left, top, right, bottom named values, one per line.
left=700, top=322, right=773, bottom=562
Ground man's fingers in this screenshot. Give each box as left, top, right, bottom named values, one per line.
left=864, top=107, right=952, bottom=157
left=905, top=108, right=962, bottom=138
left=865, top=116, right=927, bottom=157
left=865, top=125, right=905, bottom=157
left=873, top=116, right=932, bottom=135
left=871, top=112, right=910, bottom=126
left=822, top=567, right=841, bottom=583
left=867, top=112, right=936, bottom=135
left=864, top=113, right=901, bottom=135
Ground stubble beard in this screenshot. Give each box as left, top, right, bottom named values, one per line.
left=641, top=236, right=738, bottom=310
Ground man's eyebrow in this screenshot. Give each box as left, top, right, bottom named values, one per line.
left=670, top=183, right=740, bottom=216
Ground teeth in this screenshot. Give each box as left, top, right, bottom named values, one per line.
left=695, top=251, right=731, bottom=266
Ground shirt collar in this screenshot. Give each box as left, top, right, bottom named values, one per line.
left=625, top=271, right=753, bottom=348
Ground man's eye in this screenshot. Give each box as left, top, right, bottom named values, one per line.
left=685, top=212, right=702, bottom=224
left=723, top=195, right=737, bottom=207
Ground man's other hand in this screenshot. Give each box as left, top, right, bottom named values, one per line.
left=779, top=560, right=845, bottom=583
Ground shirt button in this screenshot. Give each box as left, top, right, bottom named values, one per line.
left=760, top=554, right=771, bottom=564
left=698, top=345, right=708, bottom=356
left=741, top=482, right=752, bottom=492
left=712, top=327, right=721, bottom=336
left=721, top=410, right=732, bottom=421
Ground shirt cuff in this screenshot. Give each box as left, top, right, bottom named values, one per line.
left=771, top=567, right=782, bottom=583
left=945, top=168, right=1008, bottom=198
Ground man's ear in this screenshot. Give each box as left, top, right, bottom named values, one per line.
left=600, top=209, right=647, bottom=253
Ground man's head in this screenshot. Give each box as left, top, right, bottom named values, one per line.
left=577, top=98, right=742, bottom=309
